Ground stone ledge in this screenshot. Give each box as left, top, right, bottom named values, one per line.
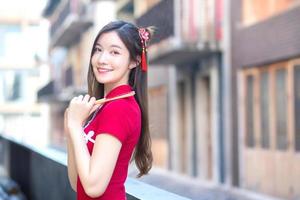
left=0, top=134, right=190, bottom=200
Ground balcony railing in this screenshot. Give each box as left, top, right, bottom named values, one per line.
left=37, top=80, right=55, bottom=101
left=49, top=0, right=93, bottom=47
left=137, top=0, right=222, bottom=45
left=50, top=0, right=71, bottom=37
left=136, top=0, right=222, bottom=65
left=43, top=0, right=61, bottom=17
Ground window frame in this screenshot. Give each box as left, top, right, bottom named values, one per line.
left=241, top=60, right=297, bottom=152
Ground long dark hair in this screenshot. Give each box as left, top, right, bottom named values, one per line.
left=87, top=20, right=153, bottom=177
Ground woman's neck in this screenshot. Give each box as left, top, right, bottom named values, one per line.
left=104, top=82, right=128, bottom=97
left=104, top=71, right=130, bottom=96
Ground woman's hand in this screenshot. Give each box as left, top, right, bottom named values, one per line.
left=64, top=108, right=70, bottom=137
left=67, top=94, right=98, bottom=129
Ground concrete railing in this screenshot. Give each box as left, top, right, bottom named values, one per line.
left=0, top=135, right=190, bottom=200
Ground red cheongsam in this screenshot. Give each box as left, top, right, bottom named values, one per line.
left=77, top=84, right=141, bottom=200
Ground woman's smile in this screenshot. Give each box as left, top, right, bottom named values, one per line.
left=97, top=67, right=113, bottom=74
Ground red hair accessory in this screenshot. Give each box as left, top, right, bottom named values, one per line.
left=139, top=28, right=150, bottom=41
left=138, top=28, right=150, bottom=72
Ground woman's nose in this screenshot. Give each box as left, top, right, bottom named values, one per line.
left=97, top=51, right=109, bottom=64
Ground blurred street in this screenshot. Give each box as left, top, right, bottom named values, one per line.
left=129, top=167, right=284, bottom=200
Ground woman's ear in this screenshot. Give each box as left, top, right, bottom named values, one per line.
left=129, top=56, right=141, bottom=69
left=129, top=61, right=137, bottom=69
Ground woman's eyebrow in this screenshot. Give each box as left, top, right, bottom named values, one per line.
left=95, top=43, right=122, bottom=49
left=110, top=45, right=122, bottom=49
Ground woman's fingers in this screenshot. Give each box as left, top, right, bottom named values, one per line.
left=83, top=94, right=90, bottom=103
left=88, top=96, right=96, bottom=105
left=77, top=95, right=83, bottom=101
left=71, top=94, right=90, bottom=104
left=70, top=94, right=96, bottom=109
left=67, top=94, right=97, bottom=126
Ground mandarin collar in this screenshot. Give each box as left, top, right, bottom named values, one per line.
left=105, top=84, right=133, bottom=99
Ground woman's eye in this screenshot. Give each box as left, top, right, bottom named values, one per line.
left=111, top=51, right=119, bottom=55
left=94, top=47, right=101, bottom=52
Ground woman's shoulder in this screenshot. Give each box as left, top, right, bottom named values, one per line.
left=101, top=97, right=140, bottom=115
left=95, top=97, right=141, bottom=136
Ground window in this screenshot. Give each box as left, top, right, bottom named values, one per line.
left=246, top=75, right=255, bottom=147
left=295, top=65, right=300, bottom=151
left=0, top=71, right=26, bottom=103
left=0, top=24, right=21, bottom=57
left=275, top=68, right=288, bottom=150
left=2, top=71, right=22, bottom=102
left=260, top=71, right=270, bottom=148
left=243, top=60, right=300, bottom=152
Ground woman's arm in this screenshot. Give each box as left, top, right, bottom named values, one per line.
left=66, top=95, right=122, bottom=198
left=69, top=125, right=122, bottom=198
left=67, top=137, right=78, bottom=191
left=64, top=109, right=77, bottom=191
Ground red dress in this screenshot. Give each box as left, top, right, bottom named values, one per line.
left=77, top=84, right=141, bottom=200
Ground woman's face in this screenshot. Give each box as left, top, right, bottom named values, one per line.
left=91, top=31, right=135, bottom=87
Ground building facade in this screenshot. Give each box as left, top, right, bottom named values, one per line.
left=232, top=0, right=300, bottom=199
left=0, top=2, right=49, bottom=145
left=38, top=0, right=300, bottom=199
left=116, top=0, right=227, bottom=184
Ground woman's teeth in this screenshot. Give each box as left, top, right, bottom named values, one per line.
left=98, top=68, right=113, bottom=73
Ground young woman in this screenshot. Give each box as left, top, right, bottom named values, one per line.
left=64, top=21, right=153, bottom=199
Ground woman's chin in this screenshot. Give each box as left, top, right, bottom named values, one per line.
left=95, top=77, right=115, bottom=84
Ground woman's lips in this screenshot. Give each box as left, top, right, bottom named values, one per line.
left=97, top=68, right=113, bottom=73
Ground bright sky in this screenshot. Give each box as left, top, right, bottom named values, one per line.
left=0, top=0, right=48, bottom=20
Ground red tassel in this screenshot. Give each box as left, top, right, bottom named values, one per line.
left=141, top=47, right=147, bottom=72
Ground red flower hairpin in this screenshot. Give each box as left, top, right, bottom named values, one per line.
left=138, top=28, right=150, bottom=43
left=138, top=28, right=150, bottom=72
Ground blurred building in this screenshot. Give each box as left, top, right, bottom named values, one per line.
left=38, top=0, right=116, bottom=150
left=116, top=0, right=226, bottom=184
left=232, top=0, right=300, bottom=199
left=41, top=0, right=227, bottom=187
left=0, top=1, right=50, bottom=146
left=37, top=0, right=300, bottom=199
left=118, top=0, right=300, bottom=199
left=117, top=0, right=171, bottom=171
